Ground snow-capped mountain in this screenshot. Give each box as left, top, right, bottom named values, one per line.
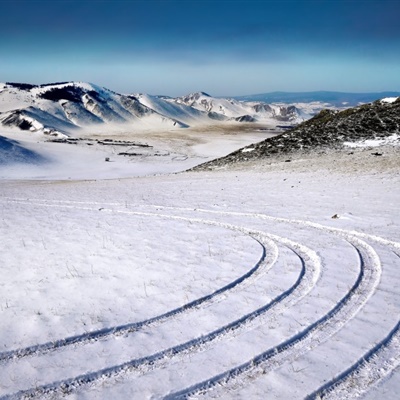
left=0, top=82, right=189, bottom=136
left=0, top=82, right=312, bottom=136
left=173, top=91, right=308, bottom=122
left=132, top=93, right=228, bottom=126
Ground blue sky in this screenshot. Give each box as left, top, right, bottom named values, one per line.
left=0, top=0, right=399, bottom=96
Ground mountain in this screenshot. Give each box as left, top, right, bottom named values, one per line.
left=173, top=91, right=309, bottom=123
left=132, top=93, right=227, bottom=126
left=193, top=97, right=400, bottom=170
left=0, top=82, right=313, bottom=136
left=233, top=91, right=400, bottom=107
left=0, top=82, right=189, bottom=136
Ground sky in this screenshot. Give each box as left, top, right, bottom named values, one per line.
left=0, top=0, right=399, bottom=96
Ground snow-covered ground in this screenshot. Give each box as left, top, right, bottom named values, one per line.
left=0, top=125, right=276, bottom=180
left=0, top=128, right=399, bottom=399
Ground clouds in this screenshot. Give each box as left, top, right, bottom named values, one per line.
left=0, top=0, right=399, bottom=95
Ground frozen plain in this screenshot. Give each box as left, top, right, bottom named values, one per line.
left=0, top=126, right=399, bottom=399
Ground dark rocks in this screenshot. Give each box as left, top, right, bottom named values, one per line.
left=39, top=86, right=84, bottom=103
left=234, top=115, right=257, bottom=123
left=2, top=111, right=33, bottom=130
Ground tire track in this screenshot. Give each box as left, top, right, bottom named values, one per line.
left=3, top=232, right=320, bottom=399
left=307, top=320, right=400, bottom=399
left=2, top=197, right=123, bottom=207
left=0, top=201, right=278, bottom=363
left=154, top=208, right=398, bottom=398
left=149, top=205, right=400, bottom=252
left=2, top=200, right=397, bottom=399
left=165, top=235, right=381, bottom=399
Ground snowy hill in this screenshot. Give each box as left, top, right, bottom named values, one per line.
left=0, top=135, right=48, bottom=166
left=194, top=96, right=400, bottom=169
left=0, top=82, right=314, bottom=136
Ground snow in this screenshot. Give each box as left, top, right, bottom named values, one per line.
left=381, top=97, right=398, bottom=103
left=0, top=125, right=276, bottom=180
left=29, top=81, right=99, bottom=97
left=0, top=124, right=399, bottom=399
left=344, top=133, right=400, bottom=147
left=0, top=135, right=48, bottom=166
left=135, top=93, right=213, bottom=125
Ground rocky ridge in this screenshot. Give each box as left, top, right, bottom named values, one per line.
left=193, top=97, right=400, bottom=170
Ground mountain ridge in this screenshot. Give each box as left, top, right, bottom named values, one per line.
left=0, top=82, right=314, bottom=136
left=192, top=97, right=400, bottom=170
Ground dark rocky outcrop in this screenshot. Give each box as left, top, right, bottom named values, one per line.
left=39, top=85, right=85, bottom=103
left=234, top=115, right=257, bottom=123
left=193, top=98, right=400, bottom=170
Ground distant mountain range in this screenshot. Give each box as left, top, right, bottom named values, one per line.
left=0, top=82, right=315, bottom=136
left=233, top=91, right=400, bottom=107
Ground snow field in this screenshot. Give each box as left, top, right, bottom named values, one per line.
left=0, top=162, right=399, bottom=399
left=0, top=126, right=276, bottom=180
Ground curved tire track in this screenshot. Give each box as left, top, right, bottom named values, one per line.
left=0, top=201, right=279, bottom=364
left=307, top=319, right=400, bottom=399
left=4, top=233, right=320, bottom=399
left=164, top=234, right=381, bottom=399
left=2, top=200, right=399, bottom=400
left=1, top=201, right=321, bottom=399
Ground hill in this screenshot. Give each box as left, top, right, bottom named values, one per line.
left=193, top=97, right=400, bottom=170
